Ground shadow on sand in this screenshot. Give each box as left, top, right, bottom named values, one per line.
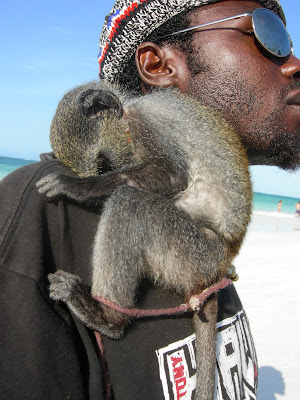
left=257, top=366, right=285, bottom=400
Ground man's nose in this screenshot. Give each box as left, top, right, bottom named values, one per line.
left=280, top=54, right=300, bottom=79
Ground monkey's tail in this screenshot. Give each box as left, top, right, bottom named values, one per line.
left=193, top=294, right=218, bottom=400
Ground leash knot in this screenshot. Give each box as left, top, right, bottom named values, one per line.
left=187, top=278, right=233, bottom=313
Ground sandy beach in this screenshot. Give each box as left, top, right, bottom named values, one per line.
left=234, top=211, right=300, bottom=399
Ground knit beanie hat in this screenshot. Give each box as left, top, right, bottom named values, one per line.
left=99, top=0, right=285, bottom=83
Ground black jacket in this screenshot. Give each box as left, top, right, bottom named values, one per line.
left=0, top=157, right=257, bottom=400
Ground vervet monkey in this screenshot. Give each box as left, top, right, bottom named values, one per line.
left=37, top=82, right=252, bottom=400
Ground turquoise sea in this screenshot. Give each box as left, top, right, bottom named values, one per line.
left=0, top=156, right=38, bottom=180
left=253, top=192, right=299, bottom=215
left=0, top=156, right=299, bottom=215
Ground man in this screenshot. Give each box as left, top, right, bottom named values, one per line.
left=0, top=0, right=299, bottom=399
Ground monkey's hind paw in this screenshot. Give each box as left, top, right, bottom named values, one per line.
left=48, top=270, right=85, bottom=302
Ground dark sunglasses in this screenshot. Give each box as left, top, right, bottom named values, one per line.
left=160, top=8, right=293, bottom=58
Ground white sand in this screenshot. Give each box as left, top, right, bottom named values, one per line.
left=234, top=211, right=300, bottom=399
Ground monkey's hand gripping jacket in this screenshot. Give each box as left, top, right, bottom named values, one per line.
left=37, top=82, right=252, bottom=400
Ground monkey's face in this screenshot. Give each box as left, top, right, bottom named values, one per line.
left=175, top=1, right=300, bottom=170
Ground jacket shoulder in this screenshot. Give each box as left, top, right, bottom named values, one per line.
left=0, top=159, right=72, bottom=255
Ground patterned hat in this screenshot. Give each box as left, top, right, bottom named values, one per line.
left=99, top=0, right=285, bottom=82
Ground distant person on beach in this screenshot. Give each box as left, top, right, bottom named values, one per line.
left=0, top=1, right=300, bottom=399
left=295, top=201, right=300, bottom=217
left=277, top=200, right=283, bottom=212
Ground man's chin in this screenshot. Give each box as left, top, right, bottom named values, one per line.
left=270, top=157, right=300, bottom=172
left=275, top=145, right=300, bottom=171
left=281, top=160, right=300, bottom=172
left=247, top=151, right=300, bottom=171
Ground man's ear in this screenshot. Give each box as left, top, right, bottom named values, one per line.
left=135, top=42, right=190, bottom=90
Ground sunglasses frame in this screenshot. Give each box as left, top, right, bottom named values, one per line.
left=158, top=8, right=292, bottom=58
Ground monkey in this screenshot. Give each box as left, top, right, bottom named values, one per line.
left=36, top=81, right=252, bottom=400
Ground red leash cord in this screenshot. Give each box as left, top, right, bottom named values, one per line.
left=94, top=331, right=112, bottom=400
left=93, top=278, right=232, bottom=318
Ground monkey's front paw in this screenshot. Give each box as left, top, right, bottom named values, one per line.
left=48, top=270, right=84, bottom=302
left=37, top=173, right=65, bottom=198
left=36, top=173, right=80, bottom=201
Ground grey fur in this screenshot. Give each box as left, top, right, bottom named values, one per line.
left=37, top=82, right=252, bottom=399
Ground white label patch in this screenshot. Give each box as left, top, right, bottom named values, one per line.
left=215, top=310, right=258, bottom=399
left=156, top=310, right=258, bottom=400
left=156, top=334, right=197, bottom=400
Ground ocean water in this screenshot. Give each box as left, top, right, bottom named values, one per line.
left=0, top=156, right=37, bottom=180
left=0, top=156, right=299, bottom=215
left=253, top=192, right=299, bottom=215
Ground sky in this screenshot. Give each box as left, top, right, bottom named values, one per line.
left=0, top=0, right=299, bottom=198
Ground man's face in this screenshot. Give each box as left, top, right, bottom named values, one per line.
left=182, top=1, right=300, bottom=170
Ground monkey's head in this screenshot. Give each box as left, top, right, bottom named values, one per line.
left=78, top=85, right=123, bottom=119
left=50, top=82, right=132, bottom=177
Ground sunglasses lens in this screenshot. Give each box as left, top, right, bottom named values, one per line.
left=252, top=9, right=291, bottom=57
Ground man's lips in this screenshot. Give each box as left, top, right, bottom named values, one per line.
left=286, top=90, right=300, bottom=105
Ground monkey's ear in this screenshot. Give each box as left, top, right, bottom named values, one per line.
left=79, top=89, right=123, bottom=119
